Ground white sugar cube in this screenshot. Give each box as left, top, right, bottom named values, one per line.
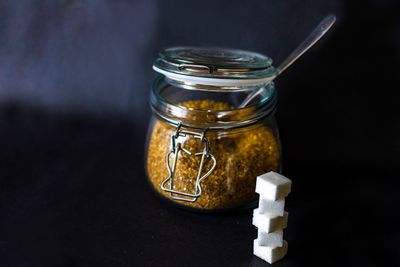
left=255, top=172, right=292, bottom=201
left=252, top=209, right=288, bottom=233
left=253, top=239, right=288, bottom=264
left=257, top=229, right=283, bottom=247
left=259, top=197, right=285, bottom=216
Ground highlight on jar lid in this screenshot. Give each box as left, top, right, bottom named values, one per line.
left=152, top=47, right=277, bottom=90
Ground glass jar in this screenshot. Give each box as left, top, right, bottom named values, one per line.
left=145, top=47, right=282, bottom=212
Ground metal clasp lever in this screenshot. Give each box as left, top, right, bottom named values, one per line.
left=160, top=124, right=216, bottom=202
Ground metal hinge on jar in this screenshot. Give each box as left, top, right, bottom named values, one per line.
left=160, top=123, right=216, bottom=202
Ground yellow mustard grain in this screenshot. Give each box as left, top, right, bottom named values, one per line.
left=146, top=100, right=280, bottom=210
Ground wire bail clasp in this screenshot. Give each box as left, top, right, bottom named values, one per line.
left=160, top=123, right=216, bottom=202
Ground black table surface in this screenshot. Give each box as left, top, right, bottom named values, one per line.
left=1, top=108, right=399, bottom=267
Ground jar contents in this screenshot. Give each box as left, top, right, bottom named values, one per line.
left=146, top=100, right=280, bottom=210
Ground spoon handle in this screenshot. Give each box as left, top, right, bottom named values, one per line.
left=238, top=15, right=336, bottom=108
left=277, top=15, right=336, bottom=74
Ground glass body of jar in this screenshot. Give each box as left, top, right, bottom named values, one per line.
left=145, top=76, right=281, bottom=212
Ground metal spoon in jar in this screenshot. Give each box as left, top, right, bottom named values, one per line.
left=238, top=15, right=336, bottom=108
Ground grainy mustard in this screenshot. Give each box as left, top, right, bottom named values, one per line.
left=146, top=100, right=280, bottom=210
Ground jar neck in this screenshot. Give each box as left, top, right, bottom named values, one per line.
left=150, top=76, right=277, bottom=130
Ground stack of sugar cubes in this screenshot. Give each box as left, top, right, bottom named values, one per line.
left=253, top=171, right=292, bottom=264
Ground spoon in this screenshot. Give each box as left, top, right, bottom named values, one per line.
left=238, top=15, right=336, bottom=108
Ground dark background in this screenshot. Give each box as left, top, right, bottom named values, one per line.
left=1, top=0, right=399, bottom=266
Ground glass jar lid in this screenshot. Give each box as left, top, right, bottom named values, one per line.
left=153, top=47, right=277, bottom=91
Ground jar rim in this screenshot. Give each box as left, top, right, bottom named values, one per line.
left=150, top=76, right=277, bottom=130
